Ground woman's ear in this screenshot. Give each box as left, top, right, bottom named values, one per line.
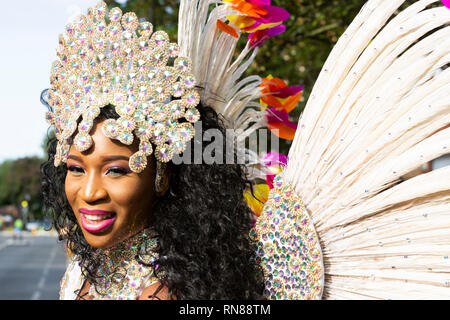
left=155, top=163, right=171, bottom=197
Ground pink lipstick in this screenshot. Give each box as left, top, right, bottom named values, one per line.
left=79, top=208, right=116, bottom=233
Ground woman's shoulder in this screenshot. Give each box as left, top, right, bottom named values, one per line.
left=59, top=255, right=84, bottom=300
left=138, top=281, right=173, bottom=300
left=59, top=256, right=173, bottom=300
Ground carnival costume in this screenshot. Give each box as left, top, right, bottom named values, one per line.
left=47, top=0, right=450, bottom=299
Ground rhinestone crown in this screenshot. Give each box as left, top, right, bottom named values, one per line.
left=45, top=1, right=200, bottom=172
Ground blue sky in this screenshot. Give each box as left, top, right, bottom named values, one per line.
left=0, top=0, right=126, bottom=163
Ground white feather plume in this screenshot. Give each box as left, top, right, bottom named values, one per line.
left=178, top=0, right=271, bottom=178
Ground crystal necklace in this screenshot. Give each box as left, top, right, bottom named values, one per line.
left=87, top=227, right=163, bottom=300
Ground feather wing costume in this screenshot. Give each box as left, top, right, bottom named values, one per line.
left=178, top=0, right=450, bottom=299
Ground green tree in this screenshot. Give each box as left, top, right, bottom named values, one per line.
left=0, top=157, right=44, bottom=221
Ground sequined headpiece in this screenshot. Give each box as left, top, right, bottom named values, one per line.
left=45, top=1, right=200, bottom=172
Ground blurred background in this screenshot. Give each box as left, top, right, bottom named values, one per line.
left=0, top=0, right=448, bottom=300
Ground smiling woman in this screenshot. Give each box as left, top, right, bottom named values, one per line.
left=41, top=102, right=264, bottom=300
left=41, top=0, right=291, bottom=300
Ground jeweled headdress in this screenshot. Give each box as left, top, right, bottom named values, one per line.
left=45, top=1, right=200, bottom=172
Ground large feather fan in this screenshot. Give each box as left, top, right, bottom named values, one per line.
left=283, top=0, right=450, bottom=299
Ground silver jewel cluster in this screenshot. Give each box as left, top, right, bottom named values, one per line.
left=45, top=1, right=200, bottom=172
left=89, top=227, right=163, bottom=300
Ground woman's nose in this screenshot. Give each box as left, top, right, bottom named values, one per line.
left=80, top=172, right=108, bottom=203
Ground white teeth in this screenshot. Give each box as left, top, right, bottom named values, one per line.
left=83, top=214, right=113, bottom=222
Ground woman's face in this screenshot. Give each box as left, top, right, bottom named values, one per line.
left=65, top=118, right=157, bottom=249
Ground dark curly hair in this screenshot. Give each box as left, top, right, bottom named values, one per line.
left=40, top=99, right=265, bottom=299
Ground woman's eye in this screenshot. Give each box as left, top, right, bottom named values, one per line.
left=68, top=166, right=84, bottom=175
left=106, top=167, right=130, bottom=176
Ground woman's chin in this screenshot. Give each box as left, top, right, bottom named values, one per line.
left=79, top=226, right=119, bottom=249
left=77, top=214, right=149, bottom=249
left=82, top=233, right=114, bottom=249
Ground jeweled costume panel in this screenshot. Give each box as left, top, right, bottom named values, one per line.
left=254, top=173, right=324, bottom=299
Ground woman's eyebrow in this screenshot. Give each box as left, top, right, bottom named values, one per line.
left=67, top=154, right=83, bottom=162
left=67, top=155, right=130, bottom=162
left=100, top=155, right=130, bottom=162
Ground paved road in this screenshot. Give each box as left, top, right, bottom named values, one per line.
left=0, top=232, right=68, bottom=300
